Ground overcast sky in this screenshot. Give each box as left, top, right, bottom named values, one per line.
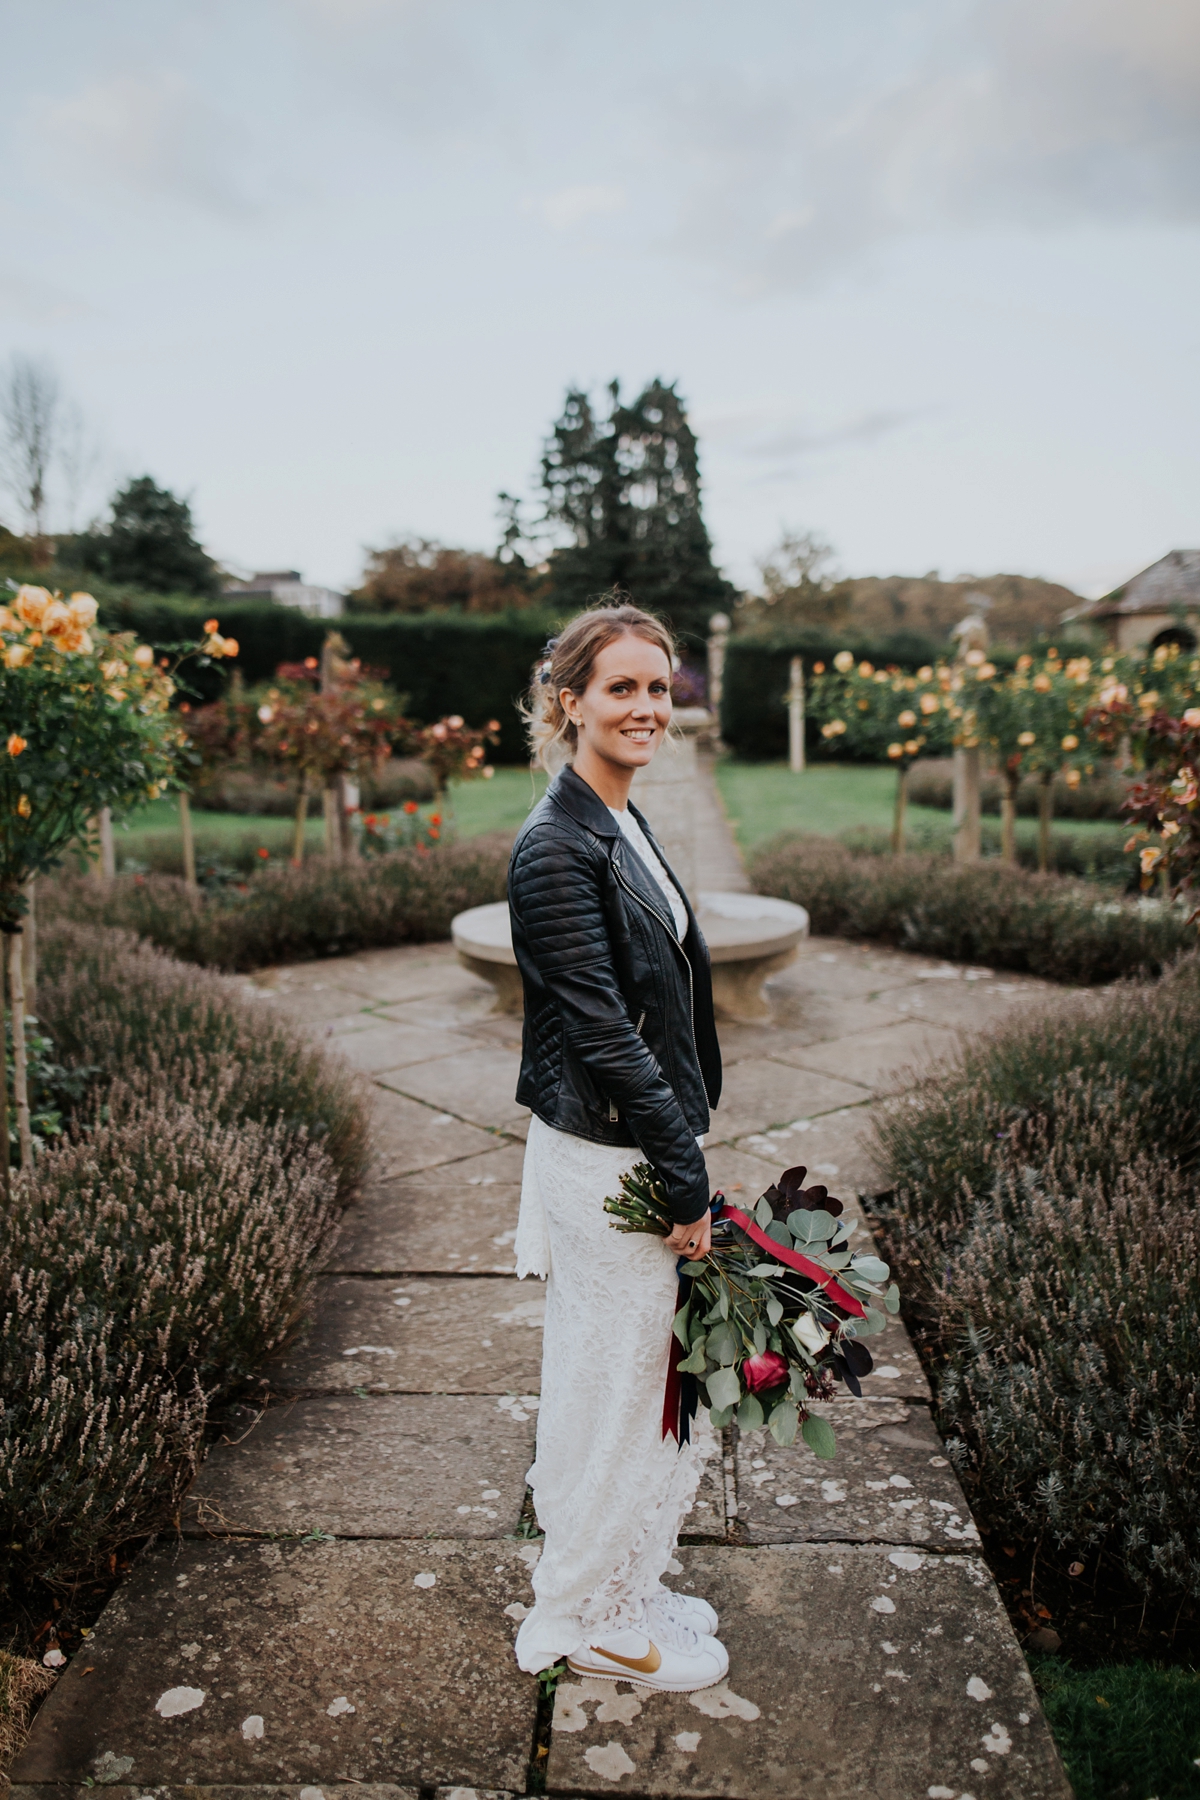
left=3, top=0, right=1198, bottom=597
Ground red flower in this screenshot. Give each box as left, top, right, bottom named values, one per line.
left=403, top=801, right=419, bottom=815
left=428, top=827, right=440, bottom=840
left=743, top=1351, right=789, bottom=1395
left=256, top=846, right=269, bottom=859
left=429, top=812, right=442, bottom=825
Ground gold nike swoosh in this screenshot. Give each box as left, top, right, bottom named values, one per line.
left=588, top=1640, right=662, bottom=1675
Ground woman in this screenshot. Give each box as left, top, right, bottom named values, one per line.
left=508, top=600, right=728, bottom=1691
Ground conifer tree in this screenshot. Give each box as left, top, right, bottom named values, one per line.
left=540, top=379, right=734, bottom=641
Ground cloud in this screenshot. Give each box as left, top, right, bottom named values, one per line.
left=659, top=0, right=1200, bottom=289
left=526, top=184, right=626, bottom=231
left=35, top=70, right=273, bottom=217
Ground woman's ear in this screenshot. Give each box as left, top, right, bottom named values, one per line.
left=559, top=687, right=582, bottom=725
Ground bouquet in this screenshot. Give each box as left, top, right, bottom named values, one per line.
left=605, top=1162, right=900, bottom=1459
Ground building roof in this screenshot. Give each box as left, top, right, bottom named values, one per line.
left=1068, top=549, right=1200, bottom=622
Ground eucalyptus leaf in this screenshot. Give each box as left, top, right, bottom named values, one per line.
left=801, top=1413, right=838, bottom=1460
left=766, top=1295, right=784, bottom=1327
left=754, top=1196, right=773, bottom=1230
left=768, top=1398, right=799, bottom=1447
left=766, top=1220, right=792, bottom=1248
left=718, top=1285, right=730, bottom=1321
left=678, top=1344, right=708, bottom=1375
left=706, top=1365, right=741, bottom=1412
left=862, top=1306, right=888, bottom=1337
left=789, top=1366, right=810, bottom=1398
left=804, top=1208, right=837, bottom=1242
left=680, top=1261, right=708, bottom=1279
left=747, top=1262, right=782, bottom=1278
left=786, top=1207, right=814, bottom=1241
left=884, top=1282, right=902, bottom=1315
left=752, top=1322, right=768, bottom=1355
left=706, top=1322, right=738, bottom=1366
left=737, top=1393, right=764, bottom=1431
left=672, top=1304, right=691, bottom=1348
left=708, top=1402, right=735, bottom=1429
left=852, top=1255, right=890, bottom=1283
left=824, top=1250, right=852, bottom=1269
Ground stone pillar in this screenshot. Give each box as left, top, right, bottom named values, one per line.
left=787, top=656, right=805, bottom=772
left=706, top=613, right=731, bottom=717
left=629, top=707, right=711, bottom=903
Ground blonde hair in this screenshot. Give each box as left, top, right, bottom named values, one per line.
left=523, top=595, right=676, bottom=772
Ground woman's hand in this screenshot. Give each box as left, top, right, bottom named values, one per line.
left=665, top=1211, right=712, bottom=1261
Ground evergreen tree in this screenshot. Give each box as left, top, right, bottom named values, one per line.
left=83, top=475, right=218, bottom=595
left=540, top=379, right=735, bottom=642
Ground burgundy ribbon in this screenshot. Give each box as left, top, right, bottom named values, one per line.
left=662, top=1202, right=865, bottom=1443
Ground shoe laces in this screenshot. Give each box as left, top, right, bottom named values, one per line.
left=640, top=1595, right=702, bottom=1653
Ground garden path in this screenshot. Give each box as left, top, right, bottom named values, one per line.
left=14, top=791, right=1075, bottom=1800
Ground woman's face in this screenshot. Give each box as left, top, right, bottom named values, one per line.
left=562, top=632, right=673, bottom=772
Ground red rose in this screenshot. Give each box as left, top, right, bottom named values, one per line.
left=743, top=1351, right=789, bottom=1394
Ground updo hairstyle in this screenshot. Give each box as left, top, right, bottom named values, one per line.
left=523, top=596, right=676, bottom=773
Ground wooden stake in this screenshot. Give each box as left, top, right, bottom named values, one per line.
left=22, top=876, right=36, bottom=1017
left=179, top=790, right=197, bottom=888
left=0, top=929, right=9, bottom=1208
left=952, top=746, right=982, bottom=861
left=891, top=763, right=909, bottom=855
left=293, top=771, right=310, bottom=866
left=787, top=657, right=806, bottom=773
left=96, top=806, right=116, bottom=883
left=7, top=929, right=31, bottom=1170
left=323, top=783, right=340, bottom=861
left=1038, top=773, right=1054, bottom=872
left=1000, top=770, right=1019, bottom=864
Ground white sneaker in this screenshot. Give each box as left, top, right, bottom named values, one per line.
left=646, top=1587, right=719, bottom=1636
left=567, top=1621, right=729, bottom=1692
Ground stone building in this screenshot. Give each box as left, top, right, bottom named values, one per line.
left=222, top=569, right=344, bottom=619
left=1065, top=549, right=1200, bottom=651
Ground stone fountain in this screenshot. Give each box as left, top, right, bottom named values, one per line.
left=451, top=707, right=809, bottom=1022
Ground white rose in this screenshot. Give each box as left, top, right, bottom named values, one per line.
left=792, top=1313, right=831, bottom=1355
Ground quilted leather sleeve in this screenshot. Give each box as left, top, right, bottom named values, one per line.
left=510, top=822, right=710, bottom=1225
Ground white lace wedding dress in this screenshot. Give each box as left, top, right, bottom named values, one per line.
left=512, top=805, right=705, bottom=1675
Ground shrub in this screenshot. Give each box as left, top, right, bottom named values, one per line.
left=930, top=1099, right=1199, bottom=1601
left=836, top=818, right=1132, bottom=885
left=191, top=757, right=434, bottom=816
left=94, top=595, right=561, bottom=762
left=33, top=918, right=370, bottom=1197
left=749, top=832, right=1192, bottom=983
left=41, top=837, right=510, bottom=974
left=907, top=757, right=1131, bottom=822
left=873, top=955, right=1200, bottom=1235
left=0, top=1090, right=339, bottom=1583
left=1031, top=1657, right=1200, bottom=1800
left=0, top=1653, right=55, bottom=1769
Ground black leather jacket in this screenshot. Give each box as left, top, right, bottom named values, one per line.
left=508, top=764, right=721, bottom=1227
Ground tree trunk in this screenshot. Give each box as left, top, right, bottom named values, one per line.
left=1000, top=771, right=1020, bottom=864
left=22, top=877, right=36, bottom=1017
left=322, top=783, right=341, bottom=862
left=293, top=772, right=310, bottom=866
left=1037, top=773, right=1054, bottom=872
left=179, top=790, right=197, bottom=888
left=7, top=929, right=31, bottom=1170
left=891, top=764, right=909, bottom=855
left=337, top=774, right=357, bottom=860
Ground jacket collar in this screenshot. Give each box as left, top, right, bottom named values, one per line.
left=547, top=763, right=621, bottom=838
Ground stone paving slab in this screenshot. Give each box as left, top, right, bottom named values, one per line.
left=269, top=1277, right=543, bottom=1395
left=12, top=1788, right=423, bottom=1800
left=735, top=1403, right=976, bottom=1549
left=366, top=1088, right=501, bottom=1179
left=377, top=1048, right=528, bottom=1132
left=732, top=1101, right=881, bottom=1196
left=882, top=974, right=1061, bottom=1033
left=771, top=1020, right=961, bottom=1093
left=712, top=1059, right=870, bottom=1141
left=333, top=1022, right=481, bottom=1075
left=257, top=945, right=492, bottom=1010
left=851, top=1318, right=932, bottom=1404
left=678, top=1414, right=730, bottom=1542
left=11, top=1540, right=537, bottom=1794
left=773, top=942, right=948, bottom=998
left=546, top=1543, right=1069, bottom=1799
left=183, top=1395, right=536, bottom=1539
left=327, top=1180, right=521, bottom=1275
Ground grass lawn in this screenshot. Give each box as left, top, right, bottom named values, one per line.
left=715, top=758, right=1131, bottom=880
left=1031, top=1656, right=1200, bottom=1800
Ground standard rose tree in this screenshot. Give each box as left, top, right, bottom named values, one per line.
left=808, top=652, right=954, bottom=851
left=0, top=586, right=235, bottom=1185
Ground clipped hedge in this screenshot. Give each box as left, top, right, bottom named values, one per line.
left=872, top=959, right=1200, bottom=1603
left=42, top=838, right=510, bottom=973
left=749, top=832, right=1191, bottom=982
left=96, top=593, right=560, bottom=761
left=721, top=627, right=962, bottom=758
left=907, top=756, right=1130, bottom=822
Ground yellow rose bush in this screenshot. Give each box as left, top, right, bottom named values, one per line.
left=807, top=653, right=954, bottom=850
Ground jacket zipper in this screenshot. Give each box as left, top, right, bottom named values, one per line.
left=612, top=861, right=699, bottom=1111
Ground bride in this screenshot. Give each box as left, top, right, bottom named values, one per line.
left=508, top=598, right=728, bottom=1691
